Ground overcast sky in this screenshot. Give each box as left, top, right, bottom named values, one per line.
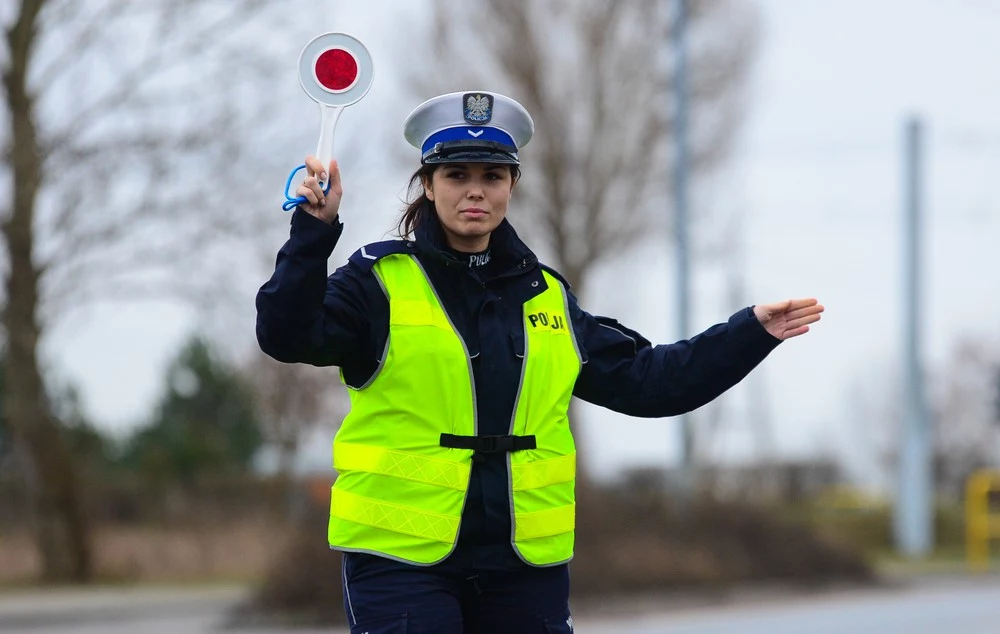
left=46, top=0, right=1000, bottom=486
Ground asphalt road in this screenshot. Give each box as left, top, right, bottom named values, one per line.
left=582, top=579, right=1000, bottom=634
left=1, top=577, right=998, bottom=633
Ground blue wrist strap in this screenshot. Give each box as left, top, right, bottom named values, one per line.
left=282, top=164, right=332, bottom=212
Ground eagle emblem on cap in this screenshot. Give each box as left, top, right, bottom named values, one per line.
left=463, top=93, right=494, bottom=124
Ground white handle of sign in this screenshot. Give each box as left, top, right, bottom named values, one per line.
left=316, top=104, right=343, bottom=189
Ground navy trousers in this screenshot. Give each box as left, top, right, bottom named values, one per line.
left=341, top=552, right=574, bottom=634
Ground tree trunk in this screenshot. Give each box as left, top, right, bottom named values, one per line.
left=3, top=0, right=93, bottom=583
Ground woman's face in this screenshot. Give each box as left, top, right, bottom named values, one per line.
left=424, top=162, right=515, bottom=252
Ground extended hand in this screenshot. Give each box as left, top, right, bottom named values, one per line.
left=753, top=298, right=824, bottom=341
left=296, top=155, right=343, bottom=224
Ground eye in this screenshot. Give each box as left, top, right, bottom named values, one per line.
left=445, top=170, right=466, bottom=180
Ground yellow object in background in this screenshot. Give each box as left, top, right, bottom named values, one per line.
left=965, top=469, right=1000, bottom=572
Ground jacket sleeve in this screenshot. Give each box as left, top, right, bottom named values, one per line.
left=255, top=208, right=383, bottom=369
left=569, top=292, right=782, bottom=417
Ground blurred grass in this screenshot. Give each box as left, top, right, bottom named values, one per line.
left=4, top=478, right=996, bottom=606
left=873, top=548, right=1000, bottom=577
left=0, top=520, right=285, bottom=587
left=780, top=485, right=1000, bottom=579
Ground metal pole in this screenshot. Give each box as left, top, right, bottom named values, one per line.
left=895, top=116, right=933, bottom=557
left=672, top=0, right=694, bottom=502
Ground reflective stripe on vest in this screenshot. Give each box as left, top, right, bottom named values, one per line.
left=328, top=253, right=581, bottom=566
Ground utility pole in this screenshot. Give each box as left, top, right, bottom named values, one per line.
left=895, top=116, right=933, bottom=557
left=672, top=0, right=695, bottom=504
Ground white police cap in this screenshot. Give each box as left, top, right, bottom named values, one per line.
left=403, top=91, right=534, bottom=165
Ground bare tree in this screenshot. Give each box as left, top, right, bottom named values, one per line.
left=931, top=339, right=1000, bottom=498
left=0, top=0, right=305, bottom=582
left=852, top=339, right=1000, bottom=501
left=413, top=0, right=757, bottom=296
left=245, top=352, right=348, bottom=492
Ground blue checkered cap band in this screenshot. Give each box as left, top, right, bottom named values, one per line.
left=404, top=91, right=534, bottom=162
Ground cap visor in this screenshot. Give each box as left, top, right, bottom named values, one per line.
left=424, top=150, right=519, bottom=165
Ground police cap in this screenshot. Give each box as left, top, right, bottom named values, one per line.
left=403, top=91, right=534, bottom=165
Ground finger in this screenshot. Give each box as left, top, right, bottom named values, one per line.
left=783, top=324, right=811, bottom=339
left=303, top=175, right=327, bottom=206
left=304, top=155, right=325, bottom=177
left=786, top=304, right=825, bottom=321
left=785, top=313, right=821, bottom=331
left=296, top=183, right=320, bottom=206
left=786, top=298, right=819, bottom=311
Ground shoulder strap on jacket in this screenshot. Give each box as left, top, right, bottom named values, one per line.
left=348, top=240, right=415, bottom=271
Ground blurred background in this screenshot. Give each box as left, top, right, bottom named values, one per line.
left=1, top=0, right=999, bottom=632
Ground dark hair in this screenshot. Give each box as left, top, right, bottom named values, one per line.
left=396, top=163, right=522, bottom=239
left=397, top=164, right=439, bottom=239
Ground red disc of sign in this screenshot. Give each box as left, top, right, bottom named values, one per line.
left=298, top=32, right=373, bottom=107
left=315, top=48, right=358, bottom=92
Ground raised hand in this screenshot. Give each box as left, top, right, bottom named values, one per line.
left=753, top=298, right=824, bottom=341
left=296, top=155, right=343, bottom=224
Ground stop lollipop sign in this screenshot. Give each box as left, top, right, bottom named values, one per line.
left=297, top=33, right=373, bottom=187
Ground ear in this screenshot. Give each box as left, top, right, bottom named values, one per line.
left=421, top=174, right=435, bottom=201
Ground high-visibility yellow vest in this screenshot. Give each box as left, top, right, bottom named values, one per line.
left=328, top=253, right=581, bottom=566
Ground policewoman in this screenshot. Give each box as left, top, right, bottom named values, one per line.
left=256, top=91, right=823, bottom=634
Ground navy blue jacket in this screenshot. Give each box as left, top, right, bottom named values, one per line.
left=256, top=207, right=781, bottom=570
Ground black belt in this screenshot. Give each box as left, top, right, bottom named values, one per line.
left=439, top=433, right=536, bottom=454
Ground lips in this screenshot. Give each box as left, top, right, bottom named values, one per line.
left=460, top=208, right=487, bottom=217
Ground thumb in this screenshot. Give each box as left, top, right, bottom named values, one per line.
left=328, top=160, right=342, bottom=195
left=754, top=300, right=790, bottom=323
left=770, top=299, right=792, bottom=314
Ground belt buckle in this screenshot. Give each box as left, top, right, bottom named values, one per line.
left=480, top=436, right=499, bottom=453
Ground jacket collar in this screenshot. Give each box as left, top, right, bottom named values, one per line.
left=413, top=204, right=537, bottom=275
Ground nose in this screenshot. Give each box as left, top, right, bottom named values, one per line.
left=466, top=184, right=484, bottom=200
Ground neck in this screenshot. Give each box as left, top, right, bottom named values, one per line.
left=445, top=233, right=490, bottom=253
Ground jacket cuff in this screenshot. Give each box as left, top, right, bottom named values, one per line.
left=289, top=207, right=343, bottom=257
left=730, top=306, right=782, bottom=354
